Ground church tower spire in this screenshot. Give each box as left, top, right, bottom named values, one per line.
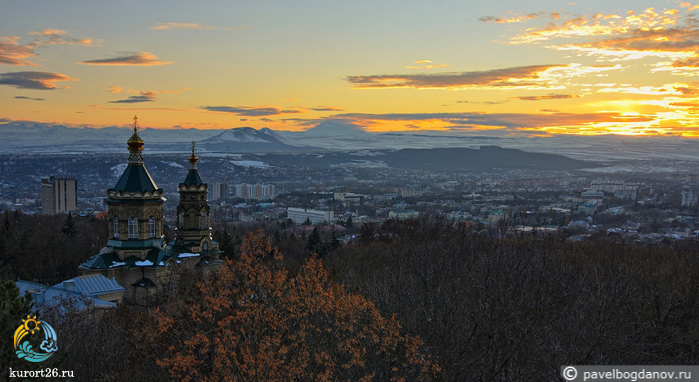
left=127, top=115, right=145, bottom=164
left=189, top=141, right=198, bottom=169
left=174, top=141, right=221, bottom=256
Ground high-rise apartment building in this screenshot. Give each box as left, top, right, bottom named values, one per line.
left=210, top=182, right=228, bottom=201
left=41, top=177, right=77, bottom=214
left=233, top=183, right=275, bottom=201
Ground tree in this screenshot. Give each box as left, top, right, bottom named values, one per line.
left=346, top=215, right=353, bottom=229
left=0, top=280, right=44, bottom=380
left=156, top=232, right=439, bottom=381
left=330, top=230, right=340, bottom=251
left=306, top=226, right=322, bottom=254
left=216, top=226, right=237, bottom=259
left=61, top=214, right=78, bottom=238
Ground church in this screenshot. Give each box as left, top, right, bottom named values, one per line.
left=79, top=117, right=223, bottom=305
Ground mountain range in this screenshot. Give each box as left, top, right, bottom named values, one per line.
left=3, top=120, right=699, bottom=168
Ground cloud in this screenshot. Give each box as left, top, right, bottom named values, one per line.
left=513, top=93, right=582, bottom=100
left=28, top=29, right=98, bottom=47
left=109, top=90, right=157, bottom=103
left=160, top=87, right=190, bottom=94
left=456, top=100, right=509, bottom=104
left=0, top=29, right=97, bottom=66
left=479, top=12, right=560, bottom=24
left=79, top=52, right=173, bottom=66
left=597, top=86, right=680, bottom=95
left=149, top=23, right=251, bottom=32
left=673, top=83, right=699, bottom=96
left=414, top=60, right=432, bottom=64
left=149, top=23, right=220, bottom=31
left=237, top=27, right=253, bottom=30
left=0, top=71, right=77, bottom=90
left=406, top=64, right=452, bottom=69
left=107, top=86, right=123, bottom=93
left=311, top=106, right=346, bottom=111
left=200, top=105, right=305, bottom=116
left=334, top=111, right=653, bottom=130
left=494, top=6, right=699, bottom=71
left=345, top=65, right=569, bottom=90
left=0, top=36, right=38, bottom=66
left=14, top=96, right=44, bottom=101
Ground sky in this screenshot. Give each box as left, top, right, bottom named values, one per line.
left=3, top=0, right=699, bottom=137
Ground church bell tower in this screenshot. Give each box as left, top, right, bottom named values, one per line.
left=174, top=142, right=218, bottom=254
left=104, top=116, right=166, bottom=260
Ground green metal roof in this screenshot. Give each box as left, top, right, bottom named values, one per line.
left=167, top=241, right=223, bottom=258
left=111, top=164, right=159, bottom=193
left=182, top=169, right=204, bottom=187
left=79, top=248, right=173, bottom=270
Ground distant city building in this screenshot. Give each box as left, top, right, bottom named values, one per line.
left=682, top=189, right=695, bottom=207
left=41, top=176, right=77, bottom=215
left=234, top=183, right=276, bottom=201
left=581, top=190, right=605, bottom=198
left=401, top=187, right=422, bottom=198
left=388, top=209, right=419, bottom=220
left=614, top=189, right=637, bottom=200
left=487, top=210, right=507, bottom=224
left=577, top=202, right=599, bottom=215
left=287, top=207, right=333, bottom=225
left=590, top=182, right=638, bottom=193
left=447, top=211, right=472, bottom=222
left=334, top=191, right=364, bottom=204
left=211, top=182, right=228, bottom=201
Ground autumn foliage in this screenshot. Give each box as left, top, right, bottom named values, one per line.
left=156, top=231, right=439, bottom=381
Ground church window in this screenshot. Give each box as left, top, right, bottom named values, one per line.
left=148, top=216, right=156, bottom=238
left=113, top=218, right=119, bottom=238
left=201, top=212, right=207, bottom=229
left=202, top=241, right=208, bottom=251
left=128, top=218, right=138, bottom=239
left=178, top=212, right=184, bottom=229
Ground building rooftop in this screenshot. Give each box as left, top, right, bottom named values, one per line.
left=182, top=170, right=204, bottom=187
left=16, top=279, right=117, bottom=314
left=53, top=274, right=125, bottom=298
left=111, top=164, right=159, bottom=193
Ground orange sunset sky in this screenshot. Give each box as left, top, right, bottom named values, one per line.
left=3, top=0, right=699, bottom=137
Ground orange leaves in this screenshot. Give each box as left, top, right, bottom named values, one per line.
left=156, top=231, right=439, bottom=381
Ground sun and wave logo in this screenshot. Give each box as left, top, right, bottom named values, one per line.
left=13, top=315, right=58, bottom=363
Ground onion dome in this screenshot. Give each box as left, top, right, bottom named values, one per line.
left=127, top=115, right=144, bottom=152
left=182, top=141, right=204, bottom=187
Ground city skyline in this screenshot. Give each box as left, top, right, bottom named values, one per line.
left=3, top=0, right=699, bottom=137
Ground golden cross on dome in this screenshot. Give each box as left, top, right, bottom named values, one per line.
left=133, top=115, right=138, bottom=133
left=191, top=140, right=196, bottom=154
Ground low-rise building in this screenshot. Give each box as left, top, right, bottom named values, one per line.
left=388, top=209, right=419, bottom=220
left=287, top=207, right=334, bottom=225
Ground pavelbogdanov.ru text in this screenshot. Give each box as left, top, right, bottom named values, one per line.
left=583, top=369, right=691, bottom=381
